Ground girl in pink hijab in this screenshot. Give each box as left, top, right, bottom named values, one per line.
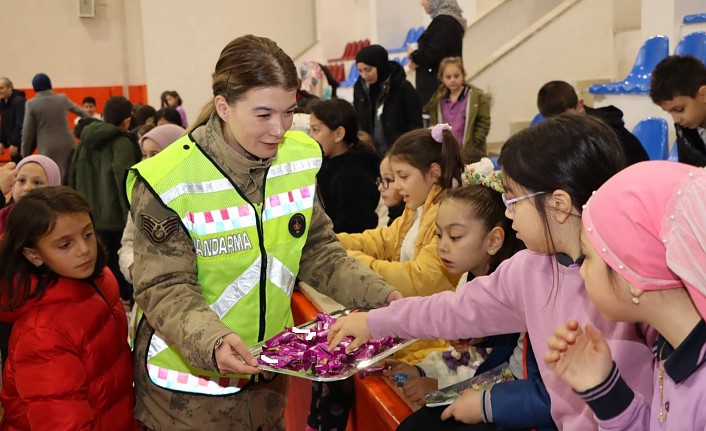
left=546, top=161, right=706, bottom=430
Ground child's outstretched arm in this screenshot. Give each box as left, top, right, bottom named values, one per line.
left=545, top=319, right=650, bottom=431
left=327, top=311, right=371, bottom=352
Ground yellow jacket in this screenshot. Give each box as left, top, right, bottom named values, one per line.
left=338, top=184, right=460, bottom=297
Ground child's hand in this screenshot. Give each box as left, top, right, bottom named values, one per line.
left=382, top=360, right=420, bottom=379
left=0, top=162, right=17, bottom=195
left=403, top=377, right=439, bottom=405
left=214, top=333, right=261, bottom=375
left=449, top=339, right=471, bottom=352
left=544, top=319, right=613, bottom=392
left=440, top=388, right=483, bottom=424
left=327, top=312, right=371, bottom=353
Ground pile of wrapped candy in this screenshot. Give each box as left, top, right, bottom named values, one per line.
left=257, top=312, right=396, bottom=377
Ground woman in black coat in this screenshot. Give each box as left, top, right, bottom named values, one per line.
left=353, top=45, right=423, bottom=157
left=409, top=0, right=466, bottom=106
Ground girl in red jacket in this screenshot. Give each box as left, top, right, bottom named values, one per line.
left=0, top=186, right=135, bottom=431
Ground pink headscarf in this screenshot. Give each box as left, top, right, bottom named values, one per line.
left=138, top=124, right=185, bottom=153
left=583, top=161, right=706, bottom=318
left=16, top=155, right=62, bottom=186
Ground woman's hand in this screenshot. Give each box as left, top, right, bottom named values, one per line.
left=214, top=333, right=261, bottom=375
left=440, top=388, right=483, bottom=424
left=385, top=290, right=403, bottom=305
left=544, top=319, right=613, bottom=392
left=327, top=312, right=371, bottom=353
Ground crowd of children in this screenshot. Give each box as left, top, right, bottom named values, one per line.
left=0, top=9, right=706, bottom=430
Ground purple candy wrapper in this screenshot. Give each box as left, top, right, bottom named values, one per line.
left=256, top=312, right=401, bottom=377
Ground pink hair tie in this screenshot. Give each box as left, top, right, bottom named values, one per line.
left=430, top=123, right=452, bottom=143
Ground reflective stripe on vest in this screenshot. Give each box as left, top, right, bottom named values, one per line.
left=127, top=131, right=322, bottom=395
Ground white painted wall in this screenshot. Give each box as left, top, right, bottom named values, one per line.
left=139, top=0, right=316, bottom=124
left=463, top=0, right=564, bottom=71
left=472, top=0, right=615, bottom=144
left=0, top=0, right=143, bottom=89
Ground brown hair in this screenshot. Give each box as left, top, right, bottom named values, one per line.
left=188, top=35, right=299, bottom=133
left=0, top=186, right=107, bottom=311
left=388, top=128, right=462, bottom=193
left=437, top=57, right=466, bottom=81
left=440, top=185, right=523, bottom=267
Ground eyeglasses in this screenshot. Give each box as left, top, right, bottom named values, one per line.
left=376, top=177, right=394, bottom=190
left=501, top=191, right=546, bottom=212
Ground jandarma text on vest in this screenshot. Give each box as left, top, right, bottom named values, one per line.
left=193, top=232, right=253, bottom=257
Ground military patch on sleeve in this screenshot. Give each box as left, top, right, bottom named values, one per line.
left=141, top=214, right=180, bottom=244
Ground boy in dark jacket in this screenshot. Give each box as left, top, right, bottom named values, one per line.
left=536, top=80, right=648, bottom=166
left=69, top=96, right=141, bottom=302
left=650, top=55, right=706, bottom=167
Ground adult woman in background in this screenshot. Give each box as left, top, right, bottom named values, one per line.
left=354, top=44, right=422, bottom=157
left=409, top=0, right=466, bottom=106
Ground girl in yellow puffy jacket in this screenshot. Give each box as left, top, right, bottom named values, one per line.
left=338, top=124, right=463, bottom=297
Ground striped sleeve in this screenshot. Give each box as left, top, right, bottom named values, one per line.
left=576, top=361, right=635, bottom=420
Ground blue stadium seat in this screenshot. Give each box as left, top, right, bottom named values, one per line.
left=684, top=13, right=706, bottom=25
left=589, top=35, right=669, bottom=94
left=339, top=64, right=360, bottom=88
left=675, top=32, right=706, bottom=65
left=489, top=156, right=500, bottom=170
left=631, top=117, right=669, bottom=160
left=414, top=26, right=425, bottom=42
left=668, top=140, right=679, bottom=162
left=388, top=27, right=417, bottom=54
left=530, top=113, right=544, bottom=126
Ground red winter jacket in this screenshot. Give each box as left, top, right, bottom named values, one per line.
left=0, top=269, right=135, bottom=430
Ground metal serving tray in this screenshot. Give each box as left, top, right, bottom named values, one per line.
left=250, top=309, right=416, bottom=382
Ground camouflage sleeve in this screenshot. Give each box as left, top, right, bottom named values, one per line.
left=297, top=200, right=395, bottom=308
left=131, top=180, right=232, bottom=371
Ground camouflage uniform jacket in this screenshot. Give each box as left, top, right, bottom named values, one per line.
left=130, top=114, right=395, bottom=430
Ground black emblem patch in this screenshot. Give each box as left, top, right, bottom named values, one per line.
left=288, top=213, right=306, bottom=238
left=141, top=214, right=179, bottom=244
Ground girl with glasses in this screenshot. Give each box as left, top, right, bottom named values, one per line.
left=375, top=154, right=405, bottom=227
left=546, top=161, right=706, bottom=430
left=328, top=114, right=656, bottom=430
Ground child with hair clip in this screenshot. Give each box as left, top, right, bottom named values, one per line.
left=545, top=161, right=706, bottom=430
left=327, top=114, right=656, bottom=430
left=425, top=57, right=491, bottom=154
left=0, top=186, right=134, bottom=430
left=307, top=124, right=462, bottom=431
left=394, top=158, right=555, bottom=431
left=338, top=123, right=463, bottom=297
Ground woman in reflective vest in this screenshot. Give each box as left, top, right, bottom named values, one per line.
left=126, top=35, right=401, bottom=431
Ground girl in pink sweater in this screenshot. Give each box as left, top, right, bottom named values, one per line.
left=328, top=114, right=655, bottom=430
left=546, top=161, right=706, bottom=430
